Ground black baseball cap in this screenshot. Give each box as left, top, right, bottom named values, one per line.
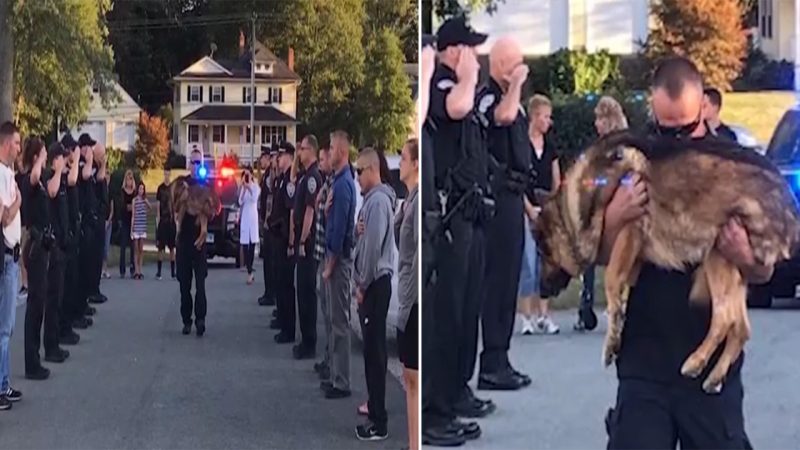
left=60, top=133, right=78, bottom=150
left=270, top=142, right=279, bottom=155
left=78, top=133, right=96, bottom=147
left=47, top=142, right=68, bottom=159
left=260, top=144, right=271, bottom=155
left=436, top=16, right=487, bottom=51
left=278, top=141, right=295, bottom=156
left=422, top=34, right=436, bottom=49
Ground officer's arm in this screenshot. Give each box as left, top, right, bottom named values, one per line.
left=493, top=83, right=524, bottom=126
left=81, top=153, right=93, bottom=181
left=445, top=75, right=478, bottom=120
left=68, top=154, right=79, bottom=186
left=46, top=170, right=61, bottom=199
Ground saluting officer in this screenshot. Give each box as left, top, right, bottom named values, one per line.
left=476, top=37, right=533, bottom=392
left=90, top=142, right=109, bottom=305
left=423, top=16, right=488, bottom=444
left=258, top=143, right=276, bottom=307
left=271, top=142, right=296, bottom=344
left=290, top=135, right=322, bottom=360
left=58, top=135, right=83, bottom=344
left=75, top=133, right=102, bottom=327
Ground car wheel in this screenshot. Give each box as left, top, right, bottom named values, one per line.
left=747, top=284, right=773, bottom=308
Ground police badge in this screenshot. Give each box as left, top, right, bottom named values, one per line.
left=287, top=181, right=296, bottom=198
left=308, top=177, right=317, bottom=195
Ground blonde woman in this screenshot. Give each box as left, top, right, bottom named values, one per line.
left=117, top=170, right=136, bottom=277
left=518, top=94, right=561, bottom=335
left=575, top=96, right=629, bottom=332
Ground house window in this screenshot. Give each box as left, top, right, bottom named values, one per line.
left=260, top=126, right=287, bottom=144
left=189, top=86, right=201, bottom=102
left=760, top=0, right=773, bottom=39
left=188, top=125, right=200, bottom=143
left=211, top=86, right=223, bottom=103
left=243, top=86, right=256, bottom=103
left=267, top=87, right=283, bottom=104
left=244, top=126, right=252, bottom=144
left=212, top=125, right=225, bottom=143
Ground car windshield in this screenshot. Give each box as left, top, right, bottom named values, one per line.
left=767, top=110, right=800, bottom=164
left=208, top=177, right=239, bottom=206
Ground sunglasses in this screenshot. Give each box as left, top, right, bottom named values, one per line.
left=655, top=110, right=703, bottom=139
left=190, top=160, right=202, bottom=166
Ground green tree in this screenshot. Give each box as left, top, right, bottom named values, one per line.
left=364, top=0, right=417, bottom=62
left=10, top=0, right=117, bottom=136
left=133, top=112, right=169, bottom=172
left=357, top=29, right=414, bottom=152
left=644, top=0, right=746, bottom=90
left=423, top=0, right=504, bottom=33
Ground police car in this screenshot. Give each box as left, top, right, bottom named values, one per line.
left=747, top=107, right=800, bottom=307
left=349, top=154, right=407, bottom=339
left=197, top=161, right=242, bottom=266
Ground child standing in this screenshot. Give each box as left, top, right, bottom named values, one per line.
left=131, top=182, right=150, bottom=280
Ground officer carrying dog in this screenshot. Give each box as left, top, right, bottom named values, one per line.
left=422, top=17, right=490, bottom=445
left=475, top=37, right=533, bottom=393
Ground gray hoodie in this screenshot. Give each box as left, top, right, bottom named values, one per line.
left=355, top=183, right=396, bottom=292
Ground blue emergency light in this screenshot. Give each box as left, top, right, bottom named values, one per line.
left=198, top=165, right=208, bottom=179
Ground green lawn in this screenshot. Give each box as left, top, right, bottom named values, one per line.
left=721, top=91, right=797, bottom=144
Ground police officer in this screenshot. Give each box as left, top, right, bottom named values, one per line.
left=75, top=133, right=102, bottom=329
left=176, top=148, right=210, bottom=337
left=258, top=143, right=276, bottom=307
left=23, top=140, right=67, bottom=380
left=422, top=17, right=488, bottom=445
left=89, top=142, right=109, bottom=304
left=270, top=142, right=296, bottom=344
left=58, top=135, right=83, bottom=345
left=476, top=37, right=532, bottom=393
left=290, top=135, right=322, bottom=360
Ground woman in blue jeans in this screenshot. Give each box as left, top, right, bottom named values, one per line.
left=116, top=170, right=136, bottom=277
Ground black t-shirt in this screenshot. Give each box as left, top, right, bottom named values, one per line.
left=26, top=170, right=51, bottom=232
left=120, top=190, right=135, bottom=228
left=78, top=159, right=98, bottom=224
left=528, top=137, right=557, bottom=206
left=428, top=63, right=488, bottom=193
left=268, top=169, right=292, bottom=240
left=51, top=174, right=70, bottom=247
left=156, top=183, right=171, bottom=221
left=478, top=78, right=532, bottom=177
left=293, top=162, right=322, bottom=253
left=616, top=133, right=743, bottom=388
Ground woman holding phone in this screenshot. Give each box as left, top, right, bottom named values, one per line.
left=239, top=167, right=260, bottom=284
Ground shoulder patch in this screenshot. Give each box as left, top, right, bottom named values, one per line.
left=436, top=79, right=455, bottom=90
left=478, top=94, right=496, bottom=114
left=287, top=181, right=296, bottom=198
left=308, top=177, right=317, bottom=195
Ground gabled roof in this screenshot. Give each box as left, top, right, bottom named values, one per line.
left=176, top=41, right=300, bottom=82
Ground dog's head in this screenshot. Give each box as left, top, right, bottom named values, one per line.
left=534, top=131, right=647, bottom=296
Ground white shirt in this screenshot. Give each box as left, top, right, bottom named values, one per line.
left=0, top=163, right=21, bottom=247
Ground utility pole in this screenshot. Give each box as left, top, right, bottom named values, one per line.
left=795, top=0, right=800, bottom=92
left=249, top=13, right=256, bottom=165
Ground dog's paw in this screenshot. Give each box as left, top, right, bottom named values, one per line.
left=680, top=354, right=706, bottom=379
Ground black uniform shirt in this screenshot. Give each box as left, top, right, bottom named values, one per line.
left=421, top=124, right=437, bottom=213
left=478, top=78, right=533, bottom=187
left=293, top=162, right=322, bottom=253
left=258, top=171, right=270, bottom=224
left=156, top=183, right=172, bottom=222
left=77, top=158, right=98, bottom=224
left=616, top=133, right=743, bottom=388
left=428, top=63, right=487, bottom=193
left=67, top=183, right=80, bottom=236
left=26, top=170, right=52, bottom=233
left=51, top=173, right=70, bottom=248
left=177, top=175, right=201, bottom=245
left=268, top=169, right=292, bottom=241
left=94, top=166, right=109, bottom=221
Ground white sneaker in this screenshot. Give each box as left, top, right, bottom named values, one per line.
left=536, top=316, right=560, bottom=335
left=521, top=317, right=535, bottom=335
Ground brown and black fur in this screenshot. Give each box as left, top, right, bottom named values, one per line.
left=170, top=176, right=221, bottom=250
left=534, top=131, right=800, bottom=392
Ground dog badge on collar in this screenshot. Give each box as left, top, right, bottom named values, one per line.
left=437, top=79, right=455, bottom=90
left=308, top=177, right=317, bottom=195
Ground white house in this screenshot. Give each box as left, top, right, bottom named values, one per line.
left=757, top=0, right=799, bottom=61
left=464, top=0, right=651, bottom=55
left=64, top=80, right=142, bottom=151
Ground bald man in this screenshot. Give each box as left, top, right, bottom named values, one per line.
left=472, top=37, right=533, bottom=397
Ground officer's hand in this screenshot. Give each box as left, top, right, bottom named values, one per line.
left=455, top=47, right=480, bottom=82
left=356, top=288, right=364, bottom=305
left=288, top=246, right=294, bottom=257
left=506, top=64, right=529, bottom=87
left=36, top=147, right=47, bottom=166
left=54, top=155, right=66, bottom=173
left=322, top=266, right=333, bottom=281
left=421, top=46, right=436, bottom=82
left=71, top=147, right=80, bottom=163
left=604, top=173, right=647, bottom=229
left=298, top=245, right=306, bottom=258
left=716, top=218, right=755, bottom=270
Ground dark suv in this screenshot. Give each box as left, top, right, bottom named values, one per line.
left=204, top=175, right=241, bottom=266
left=748, top=107, right=800, bottom=307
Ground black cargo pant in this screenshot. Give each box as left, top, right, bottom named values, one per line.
left=296, top=251, right=318, bottom=351
left=607, top=377, right=750, bottom=449
left=274, top=235, right=295, bottom=338
left=23, top=238, right=55, bottom=371
left=480, top=190, right=524, bottom=375
left=433, top=213, right=485, bottom=407
left=176, top=241, right=208, bottom=326
left=359, top=274, right=391, bottom=429
left=261, top=232, right=276, bottom=301
left=60, top=241, right=80, bottom=332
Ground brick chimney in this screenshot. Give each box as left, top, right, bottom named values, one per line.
left=239, top=30, right=246, bottom=57
left=288, top=47, right=295, bottom=72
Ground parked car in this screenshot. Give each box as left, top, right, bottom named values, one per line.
left=728, top=124, right=765, bottom=155
left=203, top=164, right=241, bottom=266
left=747, top=108, right=800, bottom=307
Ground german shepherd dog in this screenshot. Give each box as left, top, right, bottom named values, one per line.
left=534, top=131, right=800, bottom=392
left=170, top=177, right=222, bottom=250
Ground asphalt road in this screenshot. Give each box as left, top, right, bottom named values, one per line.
left=427, top=300, right=800, bottom=450
left=2, top=261, right=409, bottom=450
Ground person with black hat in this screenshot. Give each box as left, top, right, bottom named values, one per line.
left=23, top=139, right=68, bottom=380
left=257, top=143, right=276, bottom=307
left=269, top=142, right=297, bottom=343
left=175, top=147, right=210, bottom=336
left=422, top=16, right=489, bottom=446
left=58, top=135, right=82, bottom=346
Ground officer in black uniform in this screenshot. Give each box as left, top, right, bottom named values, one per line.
left=422, top=17, right=489, bottom=444
left=476, top=37, right=533, bottom=393
left=270, top=142, right=296, bottom=343
left=58, top=135, right=83, bottom=345
left=89, top=141, right=109, bottom=305
left=176, top=148, right=209, bottom=337
left=75, top=133, right=102, bottom=330
left=258, top=143, right=277, bottom=307
left=24, top=141, right=68, bottom=381
left=291, top=135, right=322, bottom=360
